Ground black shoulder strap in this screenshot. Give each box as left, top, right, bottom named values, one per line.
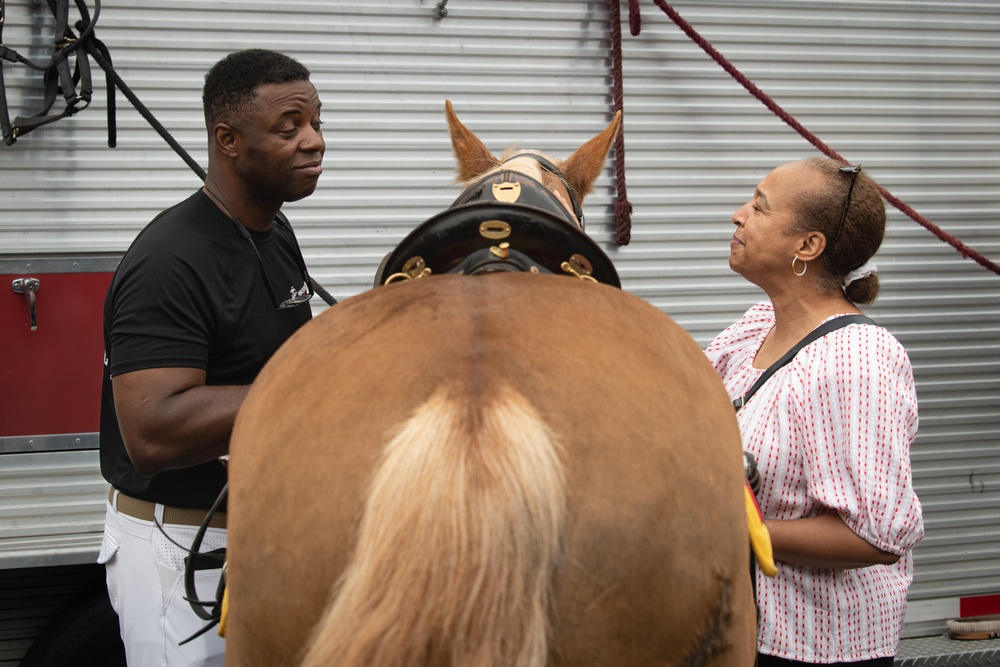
left=733, top=314, right=875, bottom=413
left=273, top=210, right=338, bottom=306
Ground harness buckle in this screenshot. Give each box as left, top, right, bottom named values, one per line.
left=560, top=254, right=597, bottom=282
left=384, top=255, right=432, bottom=285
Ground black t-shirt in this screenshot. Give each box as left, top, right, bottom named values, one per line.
left=100, top=190, right=312, bottom=508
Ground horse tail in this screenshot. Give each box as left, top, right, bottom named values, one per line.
left=300, top=383, right=566, bottom=667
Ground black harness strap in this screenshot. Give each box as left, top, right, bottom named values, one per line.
left=2, top=0, right=204, bottom=167
left=3, top=1, right=344, bottom=302
left=0, top=0, right=109, bottom=145
left=179, top=482, right=228, bottom=644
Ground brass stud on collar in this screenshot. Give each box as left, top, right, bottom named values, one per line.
left=489, top=242, right=511, bottom=259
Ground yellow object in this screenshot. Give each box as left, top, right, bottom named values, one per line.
left=218, top=586, right=229, bottom=638
left=745, top=480, right=778, bottom=577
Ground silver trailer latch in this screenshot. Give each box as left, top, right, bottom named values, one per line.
left=12, top=278, right=41, bottom=330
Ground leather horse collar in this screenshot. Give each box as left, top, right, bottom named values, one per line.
left=374, top=162, right=619, bottom=288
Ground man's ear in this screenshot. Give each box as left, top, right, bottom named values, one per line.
left=795, top=230, right=827, bottom=262
left=213, top=123, right=238, bottom=158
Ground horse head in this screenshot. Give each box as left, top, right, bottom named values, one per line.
left=374, top=102, right=624, bottom=287
left=445, top=99, right=622, bottom=231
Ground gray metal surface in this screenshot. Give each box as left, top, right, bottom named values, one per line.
left=0, top=0, right=997, bottom=637
left=896, top=635, right=1000, bottom=666
left=0, top=451, right=107, bottom=569
left=0, top=255, right=121, bottom=275
left=0, top=433, right=100, bottom=455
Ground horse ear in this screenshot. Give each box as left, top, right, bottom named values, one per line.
left=445, top=100, right=500, bottom=182
left=559, top=111, right=622, bottom=201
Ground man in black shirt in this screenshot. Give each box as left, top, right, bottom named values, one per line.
left=98, top=49, right=324, bottom=665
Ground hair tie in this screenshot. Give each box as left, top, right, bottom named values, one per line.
left=843, top=260, right=878, bottom=287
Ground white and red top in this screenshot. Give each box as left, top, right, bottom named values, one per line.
left=706, top=301, right=924, bottom=662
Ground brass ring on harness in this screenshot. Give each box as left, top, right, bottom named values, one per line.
left=560, top=254, right=598, bottom=283
left=384, top=256, right=433, bottom=285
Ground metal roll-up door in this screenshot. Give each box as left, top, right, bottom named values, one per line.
left=616, top=2, right=999, bottom=638
left=1, top=0, right=997, bottom=638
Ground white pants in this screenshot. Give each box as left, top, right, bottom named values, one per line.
left=99, top=496, right=227, bottom=666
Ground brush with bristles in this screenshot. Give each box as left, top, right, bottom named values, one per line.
left=946, top=614, right=1000, bottom=640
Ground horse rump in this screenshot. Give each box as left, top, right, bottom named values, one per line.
left=300, top=382, right=565, bottom=667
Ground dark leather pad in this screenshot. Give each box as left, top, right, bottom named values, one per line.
left=374, top=202, right=620, bottom=288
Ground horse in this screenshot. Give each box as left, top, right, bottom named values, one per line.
left=223, top=101, right=756, bottom=666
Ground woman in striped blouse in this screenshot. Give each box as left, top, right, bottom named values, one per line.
left=706, top=158, right=924, bottom=666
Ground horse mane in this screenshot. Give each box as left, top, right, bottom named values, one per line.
left=299, top=382, right=566, bottom=667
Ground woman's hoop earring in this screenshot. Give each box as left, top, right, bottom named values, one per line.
left=792, top=256, right=808, bottom=277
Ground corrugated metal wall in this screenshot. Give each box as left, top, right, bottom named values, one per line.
left=0, top=451, right=107, bottom=568
left=1, top=0, right=997, bottom=636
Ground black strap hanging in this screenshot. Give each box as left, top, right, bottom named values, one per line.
left=734, top=314, right=876, bottom=413
left=274, top=211, right=338, bottom=306
left=179, top=482, right=228, bottom=643
left=3, top=1, right=342, bottom=303
left=2, top=0, right=207, bottom=172
left=0, top=0, right=113, bottom=145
